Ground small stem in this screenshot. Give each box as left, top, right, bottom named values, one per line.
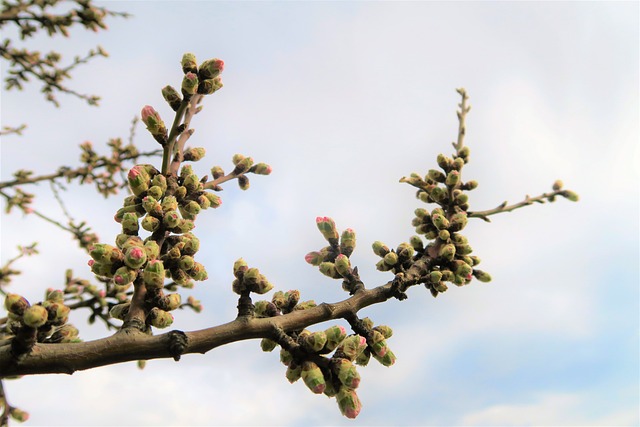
left=468, top=190, right=565, bottom=221
left=161, top=99, right=191, bottom=174
left=453, top=88, right=471, bottom=153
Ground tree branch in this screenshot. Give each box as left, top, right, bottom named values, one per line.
left=0, top=281, right=394, bottom=377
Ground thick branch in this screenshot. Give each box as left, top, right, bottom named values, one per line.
left=0, top=282, right=394, bottom=377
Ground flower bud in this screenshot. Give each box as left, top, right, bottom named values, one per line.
left=260, top=338, right=278, bottom=352
left=49, top=324, right=80, bottom=343
left=89, top=260, right=111, bottom=277
left=464, top=180, right=479, bottom=191
left=109, top=303, right=130, bottom=320
left=280, top=348, right=293, bottom=366
left=249, top=275, right=273, bottom=294
left=552, top=180, right=564, bottom=191
left=452, top=157, right=465, bottom=170
left=181, top=53, right=197, bottom=73
left=316, top=216, right=339, bottom=244
left=319, top=262, right=341, bottom=279
left=455, top=192, right=469, bottom=205
left=181, top=233, right=200, bottom=255
left=232, top=156, right=254, bottom=175
left=161, top=85, right=182, bottom=111
left=9, top=408, right=30, bottom=423
left=286, top=290, right=300, bottom=308
left=339, top=335, right=367, bottom=361
left=449, top=212, right=468, bottom=232
left=324, top=325, right=347, bottom=352
left=304, top=251, right=324, bottom=266
left=188, top=262, right=208, bottom=281
left=409, top=235, right=424, bottom=251
left=254, top=300, right=278, bottom=317
left=181, top=72, right=198, bottom=96
left=211, top=165, right=225, bottom=179
left=372, top=241, right=390, bottom=257
left=187, top=295, right=203, bottom=312
left=198, top=58, right=224, bottom=80
left=89, top=243, right=119, bottom=264
left=121, top=212, right=140, bottom=235
left=396, top=242, right=415, bottom=261
left=373, top=325, right=393, bottom=339
left=182, top=173, right=201, bottom=193
left=375, top=259, right=393, bottom=271
left=147, top=185, right=163, bottom=200
left=141, top=215, right=160, bottom=232
left=334, top=254, right=352, bottom=278
left=204, top=192, right=222, bottom=208
left=237, top=175, right=250, bottom=190
left=251, top=162, right=272, bottom=175
left=336, top=387, right=362, bottom=419
left=46, top=289, right=64, bottom=303
left=285, top=361, right=302, bottom=383
left=427, top=169, right=446, bottom=183
left=301, top=361, right=326, bottom=394
left=439, top=243, right=456, bottom=261
left=340, top=228, right=356, bottom=257
left=140, top=105, right=167, bottom=138
left=336, top=358, right=360, bottom=389
left=161, top=293, right=182, bottom=311
left=458, top=146, right=470, bottom=160
left=232, top=279, right=245, bottom=294
left=472, top=269, right=492, bottom=282
left=428, top=270, right=443, bottom=283
left=438, top=229, right=450, bottom=241
left=233, top=258, right=248, bottom=279
left=561, top=190, right=579, bottom=202
left=23, top=305, right=48, bottom=328
left=183, top=147, right=206, bottom=162
left=383, top=251, right=398, bottom=266
left=143, top=240, right=160, bottom=261
left=124, top=246, right=147, bottom=269
left=372, top=346, right=397, bottom=367
left=431, top=213, right=450, bottom=230
left=182, top=200, right=201, bottom=217
left=113, top=266, right=137, bottom=286
left=293, top=300, right=317, bottom=311
left=301, top=330, right=328, bottom=353
left=147, top=307, right=173, bottom=329
left=5, top=293, right=30, bottom=316
left=163, top=210, right=180, bottom=228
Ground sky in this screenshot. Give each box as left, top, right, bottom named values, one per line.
left=1, top=1, right=638, bottom=426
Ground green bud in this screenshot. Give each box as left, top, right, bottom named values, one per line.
left=163, top=210, right=180, bottom=228
left=373, top=325, right=393, bottom=339
left=383, top=252, right=398, bottom=266
left=127, top=165, right=151, bottom=196
left=438, top=229, right=451, bottom=240
left=336, top=358, right=361, bottom=389
left=188, top=262, right=208, bottom=281
left=251, top=162, right=272, bottom=175
left=90, top=243, right=120, bottom=264
left=324, top=325, right=347, bottom=352
left=9, top=408, right=30, bottom=423
left=340, top=228, right=356, bottom=257
left=453, top=260, right=473, bottom=278
left=316, top=216, right=339, bottom=244
left=181, top=53, right=197, bottom=73
left=49, top=324, right=80, bottom=343
left=431, top=214, right=450, bottom=230
left=181, top=72, right=199, bottom=96
left=301, top=361, right=326, bottom=394
left=355, top=348, right=371, bottom=366
left=142, top=196, right=162, bottom=216
left=161, top=293, right=182, bottom=311
left=182, top=173, right=201, bottom=193
left=141, top=215, right=160, bottom=232
left=552, top=180, right=564, bottom=191
left=175, top=185, right=188, bottom=201
left=473, top=269, right=492, bottom=282
left=260, top=338, right=278, bottom=352
left=147, top=185, right=163, bottom=200
left=233, top=258, right=248, bottom=279
left=23, top=305, right=48, bottom=328
left=286, top=290, right=300, bottom=308
left=5, top=293, right=30, bottom=316
left=113, top=266, right=137, bottom=286
left=409, top=235, right=424, bottom=251
left=304, top=251, right=324, bottom=266
left=428, top=270, right=443, bottom=283
left=233, top=156, right=254, bottom=175
left=89, top=261, right=111, bottom=277
left=339, top=335, right=367, bottom=361
left=211, top=165, right=225, bottom=179
left=430, top=186, right=448, bottom=203
left=248, top=275, right=273, bottom=294
left=254, top=300, right=278, bottom=317
left=375, top=259, right=393, bottom=271
left=449, top=212, right=468, bottom=232
left=280, top=348, right=293, bottom=366
left=439, top=243, right=456, bottom=261
left=336, top=387, right=362, bottom=419
left=162, top=85, right=182, bottom=111
left=427, top=169, right=446, bottom=183
left=372, top=346, right=397, bottom=367
left=458, top=146, right=470, bottom=160
left=285, top=361, right=302, bottom=383
left=160, top=196, right=177, bottom=212
left=46, top=289, right=64, bottom=303
left=147, top=307, right=174, bottom=329
left=182, top=200, right=201, bottom=216
left=109, top=303, right=130, bottom=320
left=334, top=254, right=352, bottom=278
left=319, top=262, right=342, bottom=279
left=293, top=300, right=317, bottom=311
left=464, top=180, right=479, bottom=191
left=121, top=212, right=140, bottom=235
left=204, top=192, right=222, bottom=208
left=452, top=157, right=465, bottom=171
left=437, top=153, right=452, bottom=170
left=181, top=233, right=200, bottom=255
left=561, top=190, right=579, bottom=202
left=301, top=330, right=328, bottom=353
left=179, top=255, right=195, bottom=271
left=199, top=58, right=224, bottom=79
left=452, top=233, right=468, bottom=246
left=372, top=241, right=390, bottom=257
left=142, top=259, right=165, bottom=289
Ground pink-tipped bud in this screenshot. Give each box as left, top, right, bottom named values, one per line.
left=140, top=105, right=167, bottom=138
left=124, top=246, right=147, bottom=269
left=336, top=387, right=362, bottom=419
left=316, top=216, right=339, bottom=244
left=301, top=361, right=326, bottom=394
left=336, top=358, right=361, bottom=389
left=199, top=58, right=224, bottom=80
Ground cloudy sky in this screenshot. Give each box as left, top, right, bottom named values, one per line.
left=1, top=1, right=638, bottom=426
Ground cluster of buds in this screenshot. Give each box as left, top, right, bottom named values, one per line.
left=91, top=162, right=217, bottom=329
left=255, top=288, right=395, bottom=419
left=305, top=218, right=361, bottom=294
left=207, top=153, right=272, bottom=192
left=398, top=144, right=491, bottom=296
left=3, top=289, right=79, bottom=344
left=231, top=258, right=274, bottom=295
